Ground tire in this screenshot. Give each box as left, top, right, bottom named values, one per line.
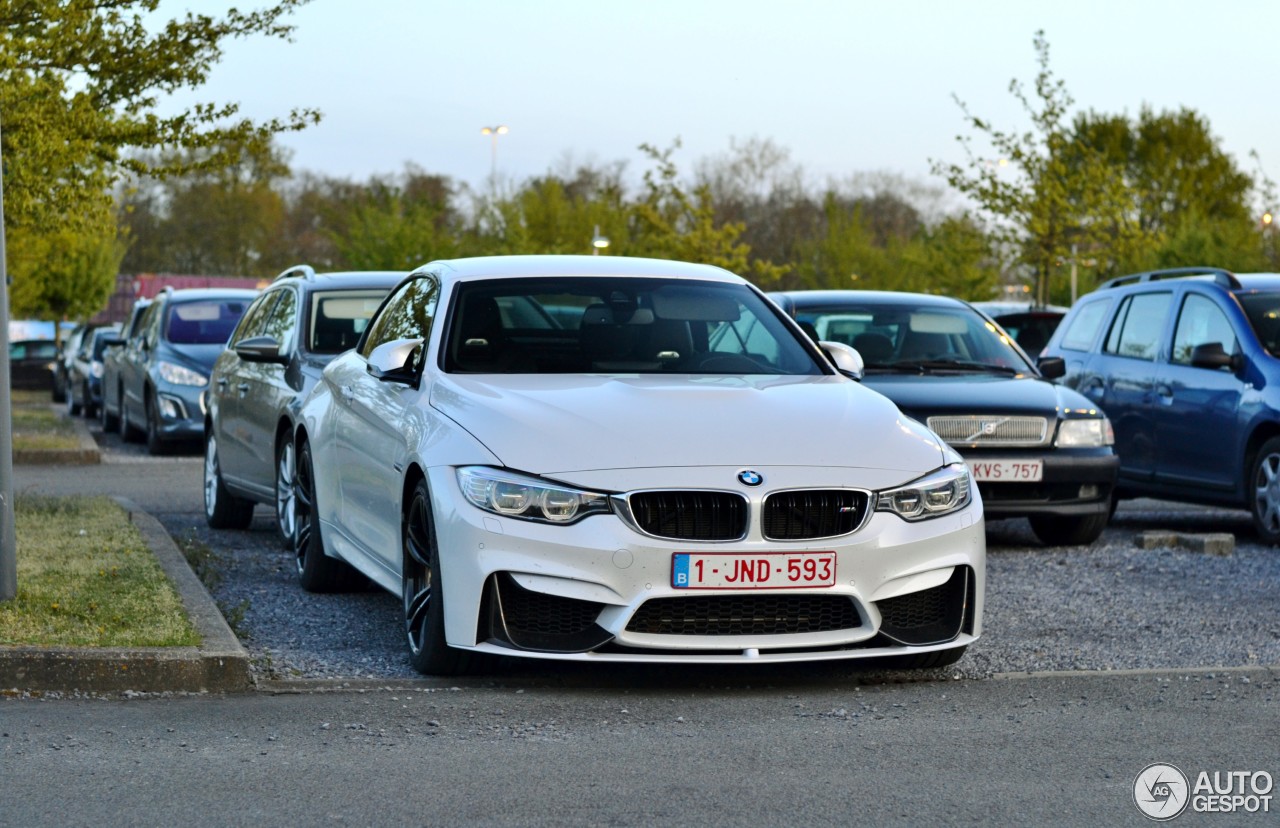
left=880, top=645, right=968, bottom=670
left=274, top=434, right=297, bottom=549
left=204, top=431, right=254, bottom=530
left=51, top=371, right=65, bottom=403
left=294, top=440, right=358, bottom=592
left=120, top=394, right=142, bottom=443
left=66, top=384, right=82, bottom=416
left=403, top=478, right=480, bottom=676
left=1028, top=512, right=1109, bottom=546
left=1250, top=436, right=1280, bottom=545
left=100, top=395, right=119, bottom=433
left=81, top=382, right=97, bottom=420
left=145, top=393, right=169, bottom=456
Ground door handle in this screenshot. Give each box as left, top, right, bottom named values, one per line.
left=216, top=378, right=229, bottom=389
left=236, top=383, right=250, bottom=395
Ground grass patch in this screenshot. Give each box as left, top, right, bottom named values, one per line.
left=9, top=390, right=81, bottom=452
left=0, top=495, right=200, bottom=647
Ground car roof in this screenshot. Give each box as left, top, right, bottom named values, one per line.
left=770, top=289, right=971, bottom=310
left=272, top=270, right=407, bottom=291
left=971, top=300, right=1069, bottom=315
left=161, top=287, right=260, bottom=302
left=423, top=255, right=745, bottom=285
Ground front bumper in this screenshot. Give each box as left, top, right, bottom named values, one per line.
left=961, top=448, right=1119, bottom=519
left=425, top=466, right=986, bottom=664
left=149, top=378, right=207, bottom=442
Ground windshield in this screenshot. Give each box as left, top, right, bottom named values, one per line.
left=1237, top=293, right=1280, bottom=356
left=166, top=300, right=250, bottom=345
left=444, top=277, right=824, bottom=375
left=793, top=302, right=1034, bottom=373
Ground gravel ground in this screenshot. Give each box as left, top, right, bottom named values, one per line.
left=155, top=492, right=1280, bottom=684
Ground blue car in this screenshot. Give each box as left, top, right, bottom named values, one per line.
left=1040, top=267, right=1280, bottom=543
left=114, top=287, right=258, bottom=454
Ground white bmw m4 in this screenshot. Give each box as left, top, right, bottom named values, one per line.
left=291, top=255, right=985, bottom=675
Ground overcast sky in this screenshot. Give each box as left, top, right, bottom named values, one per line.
left=169, top=0, right=1280, bottom=207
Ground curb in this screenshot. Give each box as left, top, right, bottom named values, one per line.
left=0, top=497, right=252, bottom=695
left=11, top=405, right=101, bottom=465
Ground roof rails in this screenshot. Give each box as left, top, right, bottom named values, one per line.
left=1100, top=267, right=1242, bottom=291
left=273, top=264, right=316, bottom=283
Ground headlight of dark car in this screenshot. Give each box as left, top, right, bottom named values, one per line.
left=1055, top=417, right=1114, bottom=448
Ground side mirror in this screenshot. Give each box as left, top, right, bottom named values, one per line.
left=367, top=337, right=424, bottom=384
left=1036, top=356, right=1066, bottom=379
left=234, top=335, right=289, bottom=365
left=101, top=335, right=125, bottom=348
left=1190, top=342, right=1243, bottom=372
left=819, top=340, right=865, bottom=381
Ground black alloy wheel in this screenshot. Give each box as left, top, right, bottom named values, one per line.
left=293, top=440, right=356, bottom=592
left=403, top=478, right=477, bottom=676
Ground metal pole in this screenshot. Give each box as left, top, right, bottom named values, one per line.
left=0, top=117, right=17, bottom=601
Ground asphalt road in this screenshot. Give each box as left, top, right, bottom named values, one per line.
left=6, top=421, right=1279, bottom=826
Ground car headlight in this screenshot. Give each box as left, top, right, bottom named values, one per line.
left=91, top=363, right=104, bottom=378
left=876, top=464, right=972, bottom=521
left=1055, top=418, right=1114, bottom=448
left=457, top=467, right=612, bottom=524
left=157, top=360, right=208, bottom=387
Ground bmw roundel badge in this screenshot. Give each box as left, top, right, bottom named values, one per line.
left=737, top=469, right=763, bottom=487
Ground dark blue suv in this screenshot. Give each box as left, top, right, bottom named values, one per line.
left=1040, top=267, right=1280, bottom=542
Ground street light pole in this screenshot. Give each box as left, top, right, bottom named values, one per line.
left=480, top=125, right=508, bottom=189
left=591, top=224, right=609, bottom=256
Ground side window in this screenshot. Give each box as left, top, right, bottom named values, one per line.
left=260, top=289, right=298, bottom=354
left=359, top=275, right=441, bottom=359
left=1103, top=293, right=1171, bottom=360
left=231, top=291, right=281, bottom=344
left=1172, top=294, right=1239, bottom=367
left=1059, top=298, right=1112, bottom=352
left=138, top=302, right=163, bottom=348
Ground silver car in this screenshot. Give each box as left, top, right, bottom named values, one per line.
left=203, top=266, right=403, bottom=545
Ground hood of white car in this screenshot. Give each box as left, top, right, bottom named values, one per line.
left=430, top=373, right=944, bottom=476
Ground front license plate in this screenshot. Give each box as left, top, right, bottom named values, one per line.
left=968, top=459, right=1044, bottom=482
left=671, top=552, right=836, bottom=590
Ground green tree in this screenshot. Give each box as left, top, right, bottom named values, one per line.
left=1066, top=107, right=1260, bottom=276
left=627, top=141, right=787, bottom=287
left=325, top=168, right=462, bottom=270
left=119, top=141, right=292, bottom=277
left=1, top=0, right=318, bottom=315
left=933, top=31, right=1152, bottom=306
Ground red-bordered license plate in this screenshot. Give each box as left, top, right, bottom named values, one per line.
left=671, top=552, right=836, bottom=590
left=967, top=459, right=1043, bottom=482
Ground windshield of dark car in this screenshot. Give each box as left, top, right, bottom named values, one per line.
left=793, top=303, right=1034, bottom=373
left=166, top=300, right=250, bottom=345
left=444, top=277, right=824, bottom=375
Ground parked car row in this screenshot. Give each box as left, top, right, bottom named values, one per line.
left=70, top=256, right=1271, bottom=678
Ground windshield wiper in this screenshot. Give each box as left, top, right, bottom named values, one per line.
left=882, top=359, right=1021, bottom=376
